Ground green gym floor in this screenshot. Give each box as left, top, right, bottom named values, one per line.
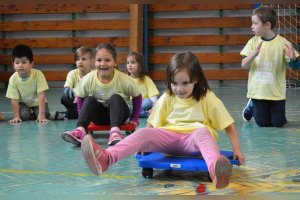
left=0, top=87, right=300, bottom=198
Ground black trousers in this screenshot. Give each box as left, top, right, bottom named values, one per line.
left=61, top=95, right=78, bottom=119
left=77, top=94, right=130, bottom=131
left=252, top=99, right=287, bottom=127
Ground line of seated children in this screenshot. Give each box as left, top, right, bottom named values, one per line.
left=2, top=47, right=245, bottom=190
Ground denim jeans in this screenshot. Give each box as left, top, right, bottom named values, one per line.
left=139, top=98, right=153, bottom=118
left=130, top=98, right=153, bottom=118
left=19, top=102, right=50, bottom=121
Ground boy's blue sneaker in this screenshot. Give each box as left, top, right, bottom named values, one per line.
left=139, top=110, right=149, bottom=118
left=242, top=99, right=253, bottom=121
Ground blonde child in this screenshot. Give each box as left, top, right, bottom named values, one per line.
left=51, top=46, right=94, bottom=120
left=61, top=43, right=142, bottom=146
left=81, top=52, right=245, bottom=189
left=6, top=44, right=50, bottom=123
left=241, top=6, right=299, bottom=127
left=126, top=52, right=159, bottom=118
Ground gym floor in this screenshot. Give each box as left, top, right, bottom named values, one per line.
left=0, top=87, right=299, bottom=198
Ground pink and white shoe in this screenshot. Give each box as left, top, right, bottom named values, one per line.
left=108, top=128, right=123, bottom=146
left=81, top=135, right=109, bottom=175
left=61, top=127, right=85, bottom=146
left=213, top=155, right=232, bottom=189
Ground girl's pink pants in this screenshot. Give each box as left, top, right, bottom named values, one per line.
left=106, top=127, right=220, bottom=178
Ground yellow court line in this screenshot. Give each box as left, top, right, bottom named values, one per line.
left=0, top=169, right=135, bottom=179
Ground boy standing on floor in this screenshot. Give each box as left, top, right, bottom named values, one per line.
left=6, top=44, right=50, bottom=123
left=241, top=6, right=299, bottom=127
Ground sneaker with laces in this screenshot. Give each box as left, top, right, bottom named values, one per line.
left=50, top=111, right=67, bottom=120
left=242, top=99, right=253, bottom=121
left=108, top=128, right=123, bottom=146
left=61, top=127, right=85, bottom=146
left=213, top=155, right=232, bottom=189
left=81, top=135, right=109, bottom=175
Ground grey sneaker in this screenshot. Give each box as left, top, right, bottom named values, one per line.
left=50, top=111, right=67, bottom=120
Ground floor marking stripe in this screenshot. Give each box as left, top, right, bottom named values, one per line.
left=0, top=169, right=135, bottom=179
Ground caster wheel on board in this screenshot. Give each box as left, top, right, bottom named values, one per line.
left=126, top=129, right=135, bottom=136
left=142, top=168, right=153, bottom=178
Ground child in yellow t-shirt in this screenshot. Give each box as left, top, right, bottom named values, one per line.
left=241, top=6, right=299, bottom=127
left=61, top=43, right=142, bottom=146
left=81, top=52, right=245, bottom=190
left=126, top=52, right=159, bottom=118
left=6, top=44, right=50, bottom=123
left=51, top=46, right=94, bottom=120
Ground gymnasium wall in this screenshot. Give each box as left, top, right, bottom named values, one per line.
left=1, top=3, right=298, bottom=90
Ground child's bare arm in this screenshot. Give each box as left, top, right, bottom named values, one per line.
left=9, top=99, right=22, bottom=123
left=225, top=123, right=245, bottom=165
left=241, top=41, right=263, bottom=68
left=0, top=112, right=5, bottom=121
left=37, top=91, right=48, bottom=123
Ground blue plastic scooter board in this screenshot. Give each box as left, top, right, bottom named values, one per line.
left=135, top=150, right=239, bottom=178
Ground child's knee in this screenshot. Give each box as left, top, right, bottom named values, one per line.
left=142, top=99, right=153, bottom=110
left=255, top=118, right=286, bottom=127
left=109, top=94, right=122, bottom=103
left=61, top=95, right=70, bottom=104
left=84, top=96, right=97, bottom=104
left=192, top=128, right=212, bottom=140
left=255, top=117, right=271, bottom=127
left=20, top=110, right=33, bottom=121
left=271, top=119, right=287, bottom=127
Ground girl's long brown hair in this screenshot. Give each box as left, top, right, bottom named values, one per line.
left=126, top=52, right=147, bottom=81
left=166, top=52, right=210, bottom=101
